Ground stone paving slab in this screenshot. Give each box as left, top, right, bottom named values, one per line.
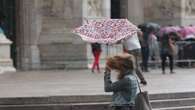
left=0, top=68, right=194, bottom=98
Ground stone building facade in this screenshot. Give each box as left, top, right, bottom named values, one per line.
left=15, top=0, right=113, bottom=70
left=1, top=0, right=195, bottom=70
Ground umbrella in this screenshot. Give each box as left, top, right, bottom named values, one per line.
left=145, top=22, right=161, bottom=31
left=179, top=26, right=195, bottom=38
left=158, top=26, right=181, bottom=37
left=73, top=19, right=139, bottom=44
left=184, top=34, right=195, bottom=40
left=139, top=22, right=160, bottom=33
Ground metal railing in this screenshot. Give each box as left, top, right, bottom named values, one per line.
left=145, top=41, right=195, bottom=68
left=175, top=41, right=195, bottom=67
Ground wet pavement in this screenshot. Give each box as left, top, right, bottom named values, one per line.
left=0, top=68, right=194, bottom=98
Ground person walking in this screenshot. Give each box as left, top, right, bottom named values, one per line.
left=141, top=29, right=151, bottom=72
left=91, top=43, right=102, bottom=73
left=104, top=54, right=139, bottom=110
left=148, top=28, right=160, bottom=68
left=123, top=32, right=147, bottom=85
left=160, top=32, right=177, bottom=74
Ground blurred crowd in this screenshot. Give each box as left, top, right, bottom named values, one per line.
left=137, top=23, right=195, bottom=72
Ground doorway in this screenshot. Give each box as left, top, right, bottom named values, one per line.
left=111, top=0, right=129, bottom=19
left=111, top=0, right=121, bottom=18
left=0, top=0, right=16, bottom=67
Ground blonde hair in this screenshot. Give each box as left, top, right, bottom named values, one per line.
left=106, top=53, right=135, bottom=79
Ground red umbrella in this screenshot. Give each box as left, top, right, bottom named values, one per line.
left=73, top=19, right=139, bottom=44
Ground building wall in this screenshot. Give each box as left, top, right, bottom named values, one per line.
left=127, top=0, right=144, bottom=25
left=15, top=0, right=195, bottom=70
left=143, top=0, right=182, bottom=26
left=16, top=0, right=115, bottom=70
left=38, top=0, right=87, bottom=69
left=181, top=0, right=195, bottom=26
left=143, top=0, right=195, bottom=26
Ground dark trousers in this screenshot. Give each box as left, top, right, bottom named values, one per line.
left=127, top=49, right=146, bottom=82
left=141, top=47, right=149, bottom=71
left=113, top=106, right=135, bottom=110
left=161, top=53, right=174, bottom=72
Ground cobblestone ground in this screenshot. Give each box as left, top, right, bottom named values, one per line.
left=0, top=68, right=194, bottom=98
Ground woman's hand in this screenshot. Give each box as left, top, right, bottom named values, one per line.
left=104, top=66, right=111, bottom=75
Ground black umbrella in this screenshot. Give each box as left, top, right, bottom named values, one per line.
left=139, top=22, right=161, bottom=33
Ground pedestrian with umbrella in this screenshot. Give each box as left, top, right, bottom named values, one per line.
left=122, top=31, right=147, bottom=85
left=160, top=32, right=178, bottom=74
left=73, top=18, right=147, bottom=85
left=138, top=23, right=160, bottom=72
left=91, top=42, right=102, bottom=73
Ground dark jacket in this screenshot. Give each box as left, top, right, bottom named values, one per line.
left=91, top=43, right=101, bottom=53
left=104, top=70, right=139, bottom=106
left=160, top=34, right=176, bottom=55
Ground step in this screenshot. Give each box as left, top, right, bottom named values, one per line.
left=0, top=102, right=111, bottom=110
left=149, top=92, right=195, bottom=100
left=153, top=106, right=195, bottom=110
left=0, top=92, right=195, bottom=110
left=1, top=102, right=195, bottom=110
left=1, top=92, right=194, bottom=105
left=0, top=95, right=111, bottom=105
left=151, top=97, right=195, bottom=108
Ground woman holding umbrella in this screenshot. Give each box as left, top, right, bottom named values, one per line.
left=74, top=19, right=147, bottom=84
left=160, top=32, right=178, bottom=74
left=91, top=43, right=102, bottom=73
left=122, top=32, right=147, bottom=85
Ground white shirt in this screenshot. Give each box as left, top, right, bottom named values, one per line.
left=123, top=33, right=141, bottom=51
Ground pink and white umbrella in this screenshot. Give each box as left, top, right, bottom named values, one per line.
left=179, top=26, right=195, bottom=38
left=73, top=19, right=139, bottom=44
left=158, top=26, right=181, bottom=37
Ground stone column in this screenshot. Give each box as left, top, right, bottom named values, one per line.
left=16, top=0, right=41, bottom=70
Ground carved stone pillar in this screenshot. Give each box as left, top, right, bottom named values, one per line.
left=16, top=0, right=41, bottom=70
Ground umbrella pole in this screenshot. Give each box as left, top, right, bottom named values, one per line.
left=106, top=44, right=109, bottom=57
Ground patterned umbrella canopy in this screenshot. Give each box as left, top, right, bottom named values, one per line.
left=179, top=26, right=195, bottom=37
left=158, top=26, right=181, bottom=37
left=73, top=19, right=139, bottom=44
